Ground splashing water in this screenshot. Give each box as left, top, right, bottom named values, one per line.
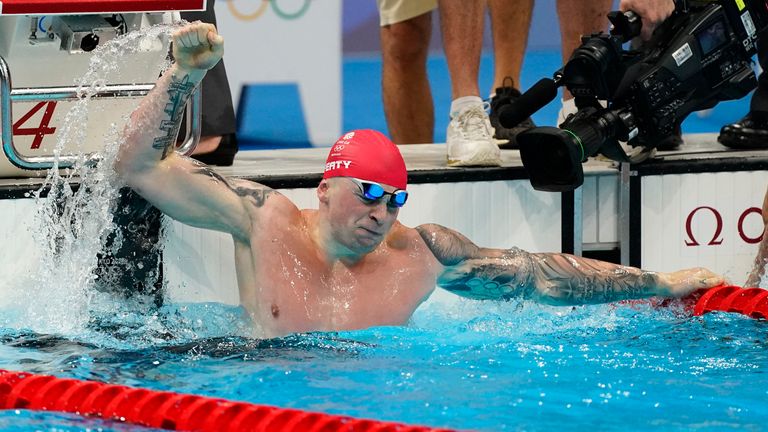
left=8, top=24, right=181, bottom=336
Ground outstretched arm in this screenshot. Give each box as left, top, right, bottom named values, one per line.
left=115, top=22, right=275, bottom=242
left=417, top=223, right=723, bottom=305
left=745, top=188, right=768, bottom=287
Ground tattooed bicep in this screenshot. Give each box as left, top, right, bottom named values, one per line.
left=230, top=182, right=280, bottom=208
left=191, top=164, right=231, bottom=185
left=190, top=166, right=279, bottom=208
left=416, top=223, right=481, bottom=266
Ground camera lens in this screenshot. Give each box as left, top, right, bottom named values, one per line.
left=518, top=127, right=585, bottom=192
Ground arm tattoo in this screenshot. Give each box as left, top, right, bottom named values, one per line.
left=416, top=224, right=481, bottom=266
left=420, top=223, right=662, bottom=304
left=417, top=224, right=534, bottom=300
left=437, top=253, right=536, bottom=300
left=191, top=167, right=278, bottom=208
left=530, top=255, right=659, bottom=304
left=153, top=74, right=196, bottom=159
left=232, top=186, right=276, bottom=207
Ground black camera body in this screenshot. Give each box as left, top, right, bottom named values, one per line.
left=513, top=0, right=768, bottom=192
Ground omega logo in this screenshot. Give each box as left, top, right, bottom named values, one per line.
left=685, top=206, right=763, bottom=246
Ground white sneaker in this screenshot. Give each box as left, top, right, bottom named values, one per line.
left=446, top=104, right=502, bottom=167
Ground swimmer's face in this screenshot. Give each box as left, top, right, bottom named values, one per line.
left=319, top=178, right=400, bottom=253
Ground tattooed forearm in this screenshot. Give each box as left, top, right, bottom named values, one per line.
left=152, top=74, right=197, bottom=158
left=530, top=254, right=660, bottom=304
left=422, top=220, right=665, bottom=304
left=438, top=251, right=661, bottom=305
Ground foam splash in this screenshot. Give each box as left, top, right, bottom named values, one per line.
left=8, top=24, right=178, bottom=336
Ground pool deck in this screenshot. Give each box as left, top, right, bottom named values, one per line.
left=0, top=133, right=765, bottom=195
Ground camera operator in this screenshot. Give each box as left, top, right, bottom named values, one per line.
left=620, top=0, right=768, bottom=149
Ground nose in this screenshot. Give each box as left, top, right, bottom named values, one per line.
left=368, top=200, right=389, bottom=224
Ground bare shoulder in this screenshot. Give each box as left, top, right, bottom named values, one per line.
left=387, top=222, right=428, bottom=249
left=387, top=222, right=441, bottom=266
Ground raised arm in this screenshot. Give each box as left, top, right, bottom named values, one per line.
left=115, top=23, right=275, bottom=242
left=416, top=223, right=723, bottom=305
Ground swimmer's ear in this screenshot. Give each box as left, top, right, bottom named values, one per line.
left=317, top=179, right=330, bottom=204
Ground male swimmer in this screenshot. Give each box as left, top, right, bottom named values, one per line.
left=115, top=22, right=723, bottom=337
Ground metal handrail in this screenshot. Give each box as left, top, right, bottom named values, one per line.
left=0, top=54, right=200, bottom=171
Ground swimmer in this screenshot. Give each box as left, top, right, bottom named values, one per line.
left=115, top=22, right=723, bottom=337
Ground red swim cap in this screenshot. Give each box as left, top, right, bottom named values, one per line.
left=322, top=129, right=407, bottom=190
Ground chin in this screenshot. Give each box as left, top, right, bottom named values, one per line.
left=354, top=236, right=383, bottom=253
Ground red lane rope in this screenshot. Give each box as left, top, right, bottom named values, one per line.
left=691, top=285, right=768, bottom=319
left=0, top=369, right=456, bottom=431
left=622, top=284, right=768, bottom=319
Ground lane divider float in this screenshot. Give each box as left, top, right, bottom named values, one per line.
left=0, top=369, right=455, bottom=431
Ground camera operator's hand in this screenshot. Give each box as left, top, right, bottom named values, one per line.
left=619, top=0, right=675, bottom=40
left=172, top=22, right=224, bottom=73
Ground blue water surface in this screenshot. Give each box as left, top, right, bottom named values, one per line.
left=0, top=297, right=765, bottom=432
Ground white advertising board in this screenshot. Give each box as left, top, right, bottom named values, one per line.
left=641, top=171, right=768, bottom=285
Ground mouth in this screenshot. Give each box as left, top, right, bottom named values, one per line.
left=358, top=227, right=383, bottom=237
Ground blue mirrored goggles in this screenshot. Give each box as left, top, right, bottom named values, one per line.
left=349, top=178, right=408, bottom=208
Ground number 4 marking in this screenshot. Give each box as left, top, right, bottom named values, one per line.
left=13, top=101, right=57, bottom=149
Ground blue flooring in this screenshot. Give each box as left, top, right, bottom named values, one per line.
left=237, top=84, right=311, bottom=149
left=240, top=49, right=753, bottom=149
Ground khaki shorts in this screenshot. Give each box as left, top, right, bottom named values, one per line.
left=376, top=0, right=437, bottom=26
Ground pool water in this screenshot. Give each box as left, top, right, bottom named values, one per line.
left=0, top=297, right=765, bottom=431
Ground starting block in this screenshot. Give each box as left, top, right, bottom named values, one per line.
left=0, top=0, right=205, bottom=176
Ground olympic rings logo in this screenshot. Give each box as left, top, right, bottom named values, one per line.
left=225, top=0, right=311, bottom=21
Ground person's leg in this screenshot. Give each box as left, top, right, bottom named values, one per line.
left=439, top=0, right=500, bottom=166
left=438, top=0, right=484, bottom=100
left=718, top=27, right=768, bottom=149
left=750, top=42, right=768, bottom=114
left=487, top=0, right=534, bottom=147
left=488, top=0, right=533, bottom=91
left=380, top=12, right=434, bottom=144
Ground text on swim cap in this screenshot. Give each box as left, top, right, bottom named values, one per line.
left=325, top=160, right=352, bottom=171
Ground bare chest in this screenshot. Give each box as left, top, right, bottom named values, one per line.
left=239, top=233, right=437, bottom=336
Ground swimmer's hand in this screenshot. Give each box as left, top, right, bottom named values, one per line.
left=656, top=267, right=724, bottom=298
left=172, top=22, right=224, bottom=73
